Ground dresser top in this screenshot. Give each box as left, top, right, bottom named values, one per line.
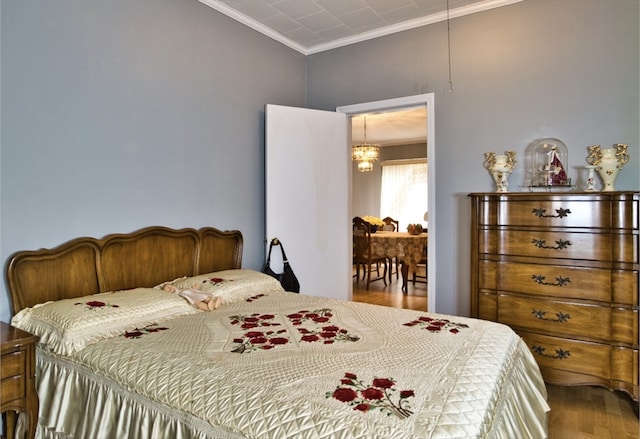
left=1, top=321, right=38, bottom=352
left=468, top=191, right=638, bottom=199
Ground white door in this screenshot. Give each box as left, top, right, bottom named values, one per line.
left=265, top=104, right=351, bottom=300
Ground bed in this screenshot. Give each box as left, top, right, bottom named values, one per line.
left=5, top=226, right=549, bottom=439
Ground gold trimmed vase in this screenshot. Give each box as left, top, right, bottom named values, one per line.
left=484, top=151, right=517, bottom=193
left=586, top=144, right=629, bottom=192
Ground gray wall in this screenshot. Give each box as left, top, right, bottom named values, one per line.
left=0, top=0, right=306, bottom=322
left=308, top=0, right=639, bottom=316
left=1, top=0, right=638, bottom=322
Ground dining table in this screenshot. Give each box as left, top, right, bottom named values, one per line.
left=368, top=230, right=428, bottom=292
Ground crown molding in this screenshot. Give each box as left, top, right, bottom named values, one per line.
left=199, top=0, right=523, bottom=56
left=198, top=0, right=308, bottom=54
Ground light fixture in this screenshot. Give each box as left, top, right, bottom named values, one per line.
left=352, top=116, right=380, bottom=172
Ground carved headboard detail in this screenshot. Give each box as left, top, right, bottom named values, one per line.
left=5, top=226, right=243, bottom=315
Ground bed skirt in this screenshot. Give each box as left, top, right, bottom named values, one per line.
left=35, top=339, right=548, bottom=439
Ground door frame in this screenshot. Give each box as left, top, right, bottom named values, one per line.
left=337, top=93, right=436, bottom=311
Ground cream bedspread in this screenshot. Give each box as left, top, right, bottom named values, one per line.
left=35, top=290, right=549, bottom=438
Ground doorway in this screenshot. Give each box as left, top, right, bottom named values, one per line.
left=351, top=108, right=427, bottom=229
left=337, top=93, right=435, bottom=312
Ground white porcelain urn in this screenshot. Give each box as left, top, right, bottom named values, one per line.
left=586, top=144, right=629, bottom=192
left=484, top=151, right=517, bottom=193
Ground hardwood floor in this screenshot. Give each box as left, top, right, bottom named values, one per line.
left=352, top=268, right=427, bottom=311
left=352, top=270, right=639, bottom=439
left=546, top=383, right=639, bottom=439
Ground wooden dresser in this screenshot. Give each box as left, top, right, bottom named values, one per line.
left=469, top=192, right=639, bottom=401
left=1, top=321, right=39, bottom=439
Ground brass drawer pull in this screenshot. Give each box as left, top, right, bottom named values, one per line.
left=531, top=274, right=571, bottom=287
left=531, top=344, right=571, bottom=359
left=531, top=207, right=572, bottom=218
left=531, top=238, right=572, bottom=250
left=532, top=309, right=571, bottom=323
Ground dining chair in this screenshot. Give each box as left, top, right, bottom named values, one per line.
left=381, top=216, right=401, bottom=281
left=353, top=217, right=388, bottom=290
left=352, top=217, right=384, bottom=280
left=412, top=242, right=428, bottom=285
left=381, top=216, right=399, bottom=231
left=352, top=217, right=378, bottom=280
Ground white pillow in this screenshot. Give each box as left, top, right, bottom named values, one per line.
left=11, top=288, right=198, bottom=355
left=163, top=269, right=284, bottom=304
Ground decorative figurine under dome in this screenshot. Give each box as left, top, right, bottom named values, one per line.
left=484, top=150, right=517, bottom=193
left=525, top=138, right=571, bottom=190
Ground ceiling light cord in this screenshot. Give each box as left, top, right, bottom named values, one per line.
left=446, top=0, right=453, bottom=92
left=364, top=116, right=368, bottom=143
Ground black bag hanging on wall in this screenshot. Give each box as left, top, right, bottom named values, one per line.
left=262, top=238, right=300, bottom=293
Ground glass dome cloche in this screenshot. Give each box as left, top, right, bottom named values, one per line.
left=524, top=138, right=571, bottom=189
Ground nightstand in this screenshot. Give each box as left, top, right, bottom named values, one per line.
left=1, top=322, right=38, bottom=439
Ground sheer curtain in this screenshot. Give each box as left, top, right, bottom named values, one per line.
left=380, top=161, right=427, bottom=231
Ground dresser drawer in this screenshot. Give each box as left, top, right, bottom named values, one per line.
left=480, top=260, right=638, bottom=306
left=613, top=193, right=639, bottom=230
left=479, top=229, right=613, bottom=261
left=477, top=292, right=498, bottom=321
left=611, top=346, right=639, bottom=387
left=1, top=351, right=25, bottom=379
left=1, top=375, right=25, bottom=404
left=498, top=295, right=637, bottom=344
left=1, top=351, right=27, bottom=405
left=479, top=198, right=610, bottom=228
left=520, top=332, right=610, bottom=378
left=479, top=260, right=613, bottom=302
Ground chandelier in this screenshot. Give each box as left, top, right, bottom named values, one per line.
left=352, top=116, right=380, bottom=172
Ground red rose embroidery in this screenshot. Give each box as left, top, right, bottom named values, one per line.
left=124, top=324, right=169, bottom=339
left=269, top=337, right=288, bottom=345
left=332, top=387, right=358, bottom=402
left=327, top=372, right=414, bottom=419
left=403, top=315, right=469, bottom=333
left=361, top=388, right=384, bottom=400
left=86, top=301, right=105, bottom=307
left=301, top=334, right=320, bottom=342
left=372, top=378, right=395, bottom=389
left=229, top=314, right=290, bottom=353
left=287, top=309, right=360, bottom=344
left=229, top=309, right=360, bottom=353
left=75, top=300, right=120, bottom=310
left=201, top=277, right=232, bottom=287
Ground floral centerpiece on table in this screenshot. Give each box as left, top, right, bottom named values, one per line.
left=361, top=216, right=384, bottom=233
left=407, top=224, right=423, bottom=235
left=361, top=216, right=384, bottom=227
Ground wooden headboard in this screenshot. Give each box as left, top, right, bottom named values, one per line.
left=5, top=226, right=243, bottom=315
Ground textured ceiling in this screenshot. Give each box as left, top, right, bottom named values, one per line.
left=199, top=0, right=522, bottom=144
left=200, top=0, right=523, bottom=55
left=352, top=108, right=427, bottom=146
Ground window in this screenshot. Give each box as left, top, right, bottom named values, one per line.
left=380, top=161, right=427, bottom=230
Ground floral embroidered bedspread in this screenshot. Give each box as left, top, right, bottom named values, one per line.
left=43, top=291, right=548, bottom=438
